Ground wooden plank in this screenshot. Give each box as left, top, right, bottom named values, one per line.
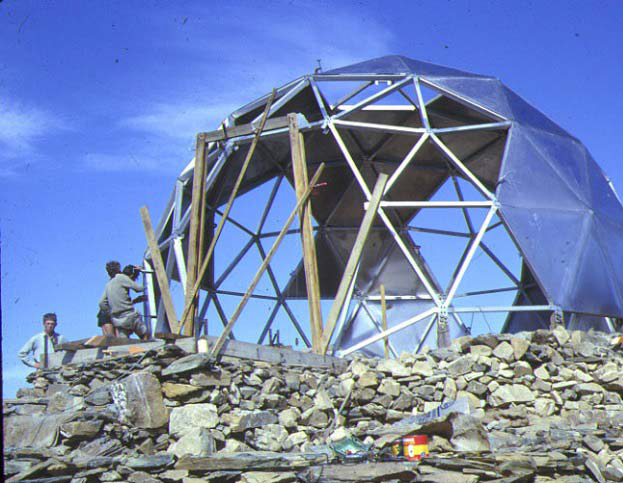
left=49, top=331, right=347, bottom=370
left=210, top=164, right=326, bottom=359
left=127, top=346, right=146, bottom=354
left=154, top=331, right=192, bottom=341
left=320, top=173, right=388, bottom=355
left=184, top=132, right=207, bottom=334
left=381, top=284, right=389, bottom=358
left=56, top=341, right=89, bottom=352
left=203, top=335, right=347, bottom=370
left=202, top=116, right=290, bottom=142
left=288, top=113, right=323, bottom=353
left=178, top=89, right=277, bottom=335
left=84, top=335, right=136, bottom=348
left=140, top=206, right=180, bottom=333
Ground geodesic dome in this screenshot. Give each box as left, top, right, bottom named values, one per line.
left=146, top=55, right=623, bottom=356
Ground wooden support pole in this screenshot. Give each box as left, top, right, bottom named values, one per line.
left=178, top=90, right=277, bottom=335
left=43, top=335, right=48, bottom=369
left=184, top=132, right=208, bottom=334
left=381, top=284, right=388, bottom=359
left=210, top=164, right=326, bottom=359
left=194, top=145, right=212, bottom=337
left=320, top=173, right=388, bottom=355
left=140, top=206, right=180, bottom=333
left=288, top=113, right=323, bottom=353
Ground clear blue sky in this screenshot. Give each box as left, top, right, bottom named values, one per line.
left=2, top=0, right=622, bottom=398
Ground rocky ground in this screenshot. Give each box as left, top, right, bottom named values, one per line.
left=5, top=326, right=623, bottom=482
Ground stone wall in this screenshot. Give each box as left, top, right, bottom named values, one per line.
left=5, top=326, right=623, bottom=481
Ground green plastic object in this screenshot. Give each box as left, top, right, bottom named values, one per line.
left=331, top=437, right=373, bottom=460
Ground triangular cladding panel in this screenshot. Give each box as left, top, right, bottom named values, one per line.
left=424, top=76, right=572, bottom=138
left=500, top=86, right=572, bottom=138
left=435, top=130, right=506, bottom=190
left=284, top=162, right=354, bottom=226
left=586, top=152, right=623, bottom=229
left=587, top=214, right=623, bottom=316
left=498, top=205, right=588, bottom=309
left=324, top=55, right=487, bottom=78
left=282, top=233, right=343, bottom=299
left=497, top=125, right=587, bottom=210
left=515, top=127, right=592, bottom=205
left=337, top=300, right=439, bottom=357
left=423, top=76, right=512, bottom=121
left=568, top=217, right=623, bottom=317
left=503, top=262, right=550, bottom=333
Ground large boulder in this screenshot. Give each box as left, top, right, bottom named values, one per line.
left=111, top=372, right=168, bottom=429
left=169, top=403, right=219, bottom=437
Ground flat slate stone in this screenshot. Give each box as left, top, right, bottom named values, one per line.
left=175, top=451, right=329, bottom=471
left=162, top=353, right=214, bottom=376
left=125, top=453, right=174, bottom=470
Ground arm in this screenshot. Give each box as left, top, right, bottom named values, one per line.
left=18, top=335, right=39, bottom=368
left=129, top=281, right=145, bottom=293
left=132, top=295, right=147, bottom=304
left=121, top=275, right=144, bottom=294
left=98, top=289, right=110, bottom=311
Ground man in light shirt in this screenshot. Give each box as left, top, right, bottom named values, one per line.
left=18, top=313, right=66, bottom=368
left=99, top=264, right=149, bottom=340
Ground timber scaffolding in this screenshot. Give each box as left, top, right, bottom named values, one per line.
left=58, top=55, right=623, bottom=364
left=53, top=90, right=383, bottom=368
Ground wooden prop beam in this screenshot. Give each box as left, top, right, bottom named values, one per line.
left=320, top=173, right=388, bottom=355
left=288, top=113, right=323, bottom=353
left=140, top=206, right=180, bottom=333
left=210, top=163, right=326, bottom=359
left=184, top=132, right=207, bottom=331
left=193, top=141, right=213, bottom=336
left=43, top=335, right=48, bottom=369
left=201, top=116, right=289, bottom=142
left=178, top=90, right=277, bottom=335
left=381, top=284, right=388, bottom=358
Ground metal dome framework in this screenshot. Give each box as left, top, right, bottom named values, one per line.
left=145, top=56, right=623, bottom=356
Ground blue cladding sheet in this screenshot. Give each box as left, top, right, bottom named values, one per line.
left=569, top=224, right=623, bottom=316
left=500, top=86, right=572, bottom=138
left=339, top=299, right=467, bottom=357
left=324, top=55, right=487, bottom=78
left=516, top=127, right=591, bottom=205
left=498, top=126, right=586, bottom=210
left=424, top=76, right=511, bottom=120
left=587, top=154, right=623, bottom=228
left=499, top=205, right=588, bottom=307
left=590, top=215, right=623, bottom=311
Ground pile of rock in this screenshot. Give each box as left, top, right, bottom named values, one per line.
left=5, top=326, right=623, bottom=481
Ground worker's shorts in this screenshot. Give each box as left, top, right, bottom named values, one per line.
left=97, top=307, right=112, bottom=327
left=111, top=310, right=147, bottom=338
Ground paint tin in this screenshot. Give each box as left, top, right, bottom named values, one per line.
left=403, top=434, right=428, bottom=461
left=391, top=439, right=402, bottom=456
